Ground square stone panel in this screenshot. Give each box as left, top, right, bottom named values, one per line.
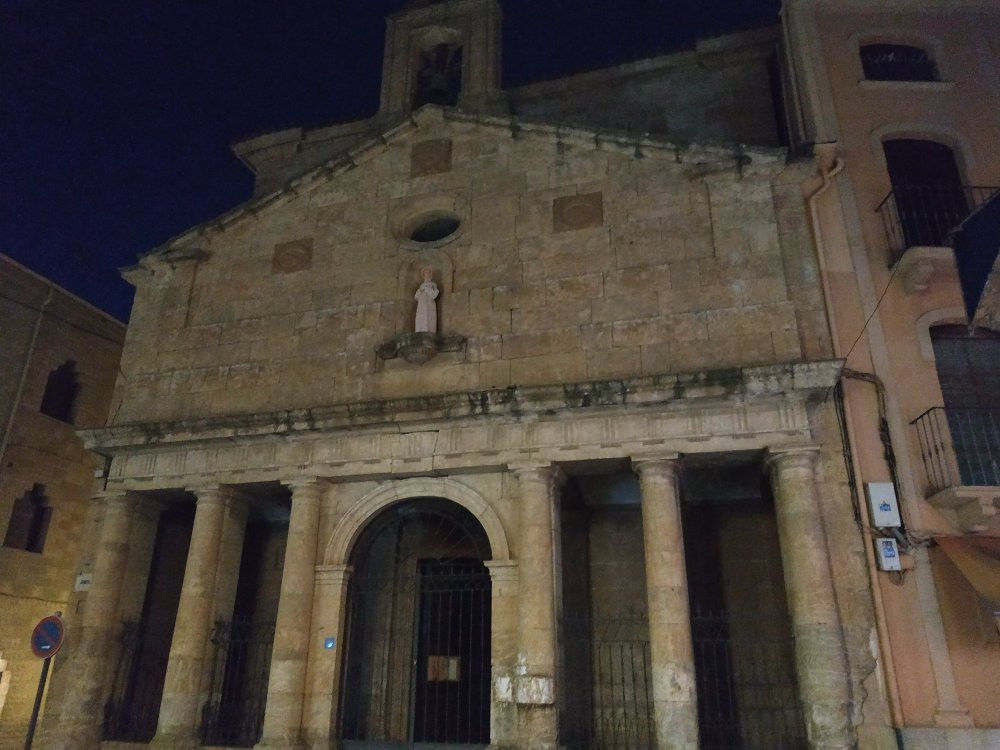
left=272, top=239, right=313, bottom=274
left=553, top=191, right=604, bottom=233
left=410, top=139, right=453, bottom=177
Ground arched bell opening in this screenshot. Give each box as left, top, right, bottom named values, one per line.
left=336, top=497, right=492, bottom=748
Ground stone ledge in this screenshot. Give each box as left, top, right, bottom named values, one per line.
left=81, top=360, right=841, bottom=454
left=926, top=485, right=1000, bottom=533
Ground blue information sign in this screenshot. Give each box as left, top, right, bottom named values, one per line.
left=30, top=615, right=65, bottom=659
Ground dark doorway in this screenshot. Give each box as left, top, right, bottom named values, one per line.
left=338, top=498, right=491, bottom=749
left=883, top=139, right=967, bottom=248
left=682, top=460, right=807, bottom=750
left=104, top=503, right=194, bottom=743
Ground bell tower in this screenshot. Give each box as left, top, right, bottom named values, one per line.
left=378, top=0, right=503, bottom=115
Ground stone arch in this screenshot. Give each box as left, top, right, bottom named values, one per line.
left=324, top=476, right=510, bottom=565
left=916, top=306, right=966, bottom=360
left=868, top=122, right=975, bottom=182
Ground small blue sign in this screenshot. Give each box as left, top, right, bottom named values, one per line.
left=31, top=615, right=65, bottom=659
left=324, top=637, right=336, bottom=650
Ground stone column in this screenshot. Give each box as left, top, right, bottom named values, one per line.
left=302, top=564, right=351, bottom=749
left=767, top=447, right=853, bottom=750
left=258, top=478, right=325, bottom=749
left=43, top=492, right=137, bottom=749
left=153, top=485, right=242, bottom=747
left=633, top=456, right=699, bottom=750
left=511, top=464, right=562, bottom=749
left=485, top=559, right=519, bottom=748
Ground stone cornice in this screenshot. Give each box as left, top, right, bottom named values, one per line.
left=80, top=361, right=841, bottom=455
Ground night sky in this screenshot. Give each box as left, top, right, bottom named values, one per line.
left=1, top=0, right=780, bottom=323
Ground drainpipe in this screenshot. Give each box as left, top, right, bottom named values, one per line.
left=806, top=141, right=846, bottom=357
left=806, top=145, right=906, bottom=734
left=0, top=284, right=54, bottom=478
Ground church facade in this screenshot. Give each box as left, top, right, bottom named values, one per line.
left=37, top=1, right=996, bottom=749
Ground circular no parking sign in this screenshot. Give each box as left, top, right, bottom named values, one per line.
left=30, top=615, right=65, bottom=659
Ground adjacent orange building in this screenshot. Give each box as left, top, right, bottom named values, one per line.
left=784, top=0, right=1000, bottom=746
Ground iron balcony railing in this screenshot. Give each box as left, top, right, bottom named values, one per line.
left=876, top=184, right=1000, bottom=264
left=912, top=407, right=1000, bottom=493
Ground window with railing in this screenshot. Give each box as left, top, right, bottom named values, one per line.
left=860, top=43, right=939, bottom=82
left=914, top=327, right=1000, bottom=493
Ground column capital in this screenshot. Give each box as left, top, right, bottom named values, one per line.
left=766, top=444, right=821, bottom=474
left=315, top=564, right=352, bottom=586
left=186, top=483, right=250, bottom=511
left=282, top=476, right=329, bottom=494
left=631, top=453, right=681, bottom=482
left=508, top=462, right=566, bottom=490
left=484, top=559, right=518, bottom=582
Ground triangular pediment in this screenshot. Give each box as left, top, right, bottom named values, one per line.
left=138, top=105, right=783, bottom=267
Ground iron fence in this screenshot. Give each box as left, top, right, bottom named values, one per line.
left=913, top=407, right=1000, bottom=492
left=876, top=184, right=999, bottom=263
left=103, top=620, right=167, bottom=742
left=200, top=617, right=275, bottom=747
left=691, top=607, right=806, bottom=750
left=561, top=610, right=654, bottom=749
left=860, top=44, right=939, bottom=81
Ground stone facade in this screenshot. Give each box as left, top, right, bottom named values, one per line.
left=0, top=255, right=125, bottom=749
left=35, top=1, right=915, bottom=748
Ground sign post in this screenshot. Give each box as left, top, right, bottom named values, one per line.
left=26, top=614, right=64, bottom=750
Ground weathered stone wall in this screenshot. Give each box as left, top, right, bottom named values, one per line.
left=509, top=29, right=782, bottom=148
left=0, top=256, right=124, bottom=749
left=114, top=110, right=820, bottom=426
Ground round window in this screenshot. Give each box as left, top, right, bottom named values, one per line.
left=410, top=216, right=460, bottom=243
left=400, top=210, right=462, bottom=249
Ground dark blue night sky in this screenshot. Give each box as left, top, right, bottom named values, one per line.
left=1, top=0, right=779, bottom=323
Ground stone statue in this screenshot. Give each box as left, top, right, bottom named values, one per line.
left=414, top=267, right=439, bottom=333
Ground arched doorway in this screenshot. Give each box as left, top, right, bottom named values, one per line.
left=337, top=498, right=491, bottom=748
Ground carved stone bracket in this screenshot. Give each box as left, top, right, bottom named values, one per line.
left=926, top=486, right=1000, bottom=533
left=376, top=332, right=466, bottom=364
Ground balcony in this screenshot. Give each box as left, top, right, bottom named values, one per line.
left=912, top=407, right=1000, bottom=532
left=877, top=184, right=1000, bottom=264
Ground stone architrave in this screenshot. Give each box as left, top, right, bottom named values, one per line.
left=43, top=492, right=138, bottom=750
left=767, top=447, right=854, bottom=750
left=633, top=456, right=699, bottom=750
left=153, top=485, right=245, bottom=747
left=510, top=463, right=563, bottom=748
left=257, top=478, right=325, bottom=749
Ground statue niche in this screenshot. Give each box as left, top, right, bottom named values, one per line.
left=376, top=266, right=465, bottom=365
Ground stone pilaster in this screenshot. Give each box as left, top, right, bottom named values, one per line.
left=153, top=485, right=244, bottom=747
left=633, top=456, right=699, bottom=750
left=767, top=447, right=853, bottom=750
left=42, top=492, right=138, bottom=750
left=485, top=559, right=519, bottom=748
left=302, top=564, right=351, bottom=749
left=257, top=478, right=325, bottom=750
left=511, top=463, right=562, bottom=749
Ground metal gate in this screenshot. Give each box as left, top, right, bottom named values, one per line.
left=103, top=619, right=167, bottom=742
left=561, top=610, right=655, bottom=749
left=337, top=500, right=492, bottom=749
left=691, top=607, right=806, bottom=750
left=199, top=617, right=275, bottom=747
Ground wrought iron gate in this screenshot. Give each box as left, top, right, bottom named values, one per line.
left=199, top=617, right=275, bottom=747
left=338, top=559, right=491, bottom=747
left=103, top=619, right=168, bottom=742
left=691, top=607, right=806, bottom=750
left=561, top=610, right=655, bottom=749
